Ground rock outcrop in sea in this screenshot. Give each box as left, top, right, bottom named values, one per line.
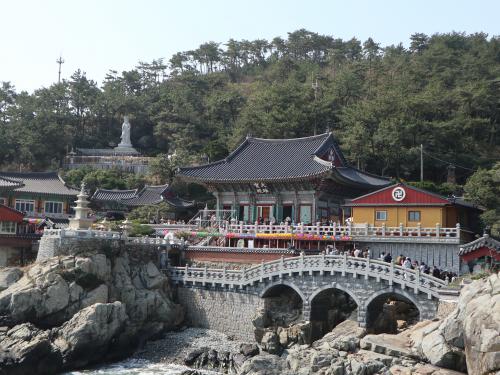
left=0, top=242, right=183, bottom=375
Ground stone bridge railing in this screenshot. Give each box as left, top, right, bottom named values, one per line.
left=166, top=254, right=449, bottom=299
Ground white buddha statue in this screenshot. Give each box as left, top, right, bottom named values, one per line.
left=118, top=115, right=133, bottom=148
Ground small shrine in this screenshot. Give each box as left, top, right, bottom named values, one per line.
left=63, top=116, right=152, bottom=174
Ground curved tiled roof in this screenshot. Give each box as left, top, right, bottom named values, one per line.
left=0, top=172, right=79, bottom=196
left=91, top=184, right=195, bottom=208
left=92, top=189, right=138, bottom=201
left=459, top=235, right=500, bottom=255
left=0, top=176, right=24, bottom=191
left=123, top=185, right=170, bottom=206
left=178, top=133, right=389, bottom=187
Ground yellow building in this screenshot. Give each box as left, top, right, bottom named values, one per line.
left=344, top=183, right=480, bottom=231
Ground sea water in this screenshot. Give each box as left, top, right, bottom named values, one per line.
left=65, top=359, right=221, bottom=375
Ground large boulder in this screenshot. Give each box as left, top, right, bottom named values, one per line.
left=0, top=245, right=183, bottom=374
left=0, top=323, right=62, bottom=375
left=313, top=319, right=366, bottom=352
left=461, top=274, right=500, bottom=375
left=238, top=354, right=290, bottom=375
left=411, top=274, right=499, bottom=375
left=52, top=302, right=127, bottom=368
left=0, top=268, right=23, bottom=292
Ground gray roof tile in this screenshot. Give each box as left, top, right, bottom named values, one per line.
left=178, top=133, right=389, bottom=187
left=0, top=172, right=79, bottom=196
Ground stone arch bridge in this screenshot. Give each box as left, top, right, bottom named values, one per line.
left=166, top=254, right=453, bottom=341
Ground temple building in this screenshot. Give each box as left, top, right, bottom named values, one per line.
left=344, top=183, right=481, bottom=235
left=0, top=178, right=42, bottom=266
left=91, top=184, right=195, bottom=220
left=63, top=116, right=153, bottom=174
left=0, top=172, right=79, bottom=223
left=177, top=133, right=390, bottom=224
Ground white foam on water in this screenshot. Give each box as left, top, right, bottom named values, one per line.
left=64, top=358, right=221, bottom=375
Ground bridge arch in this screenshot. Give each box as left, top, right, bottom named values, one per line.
left=363, top=288, right=423, bottom=333
left=308, top=283, right=362, bottom=307
left=308, top=285, right=360, bottom=341
left=259, top=280, right=307, bottom=302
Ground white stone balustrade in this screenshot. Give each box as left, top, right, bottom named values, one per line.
left=225, top=222, right=461, bottom=243
left=166, top=254, right=448, bottom=299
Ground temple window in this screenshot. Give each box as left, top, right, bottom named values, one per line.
left=0, top=221, right=16, bottom=234
left=44, top=201, right=63, bottom=214
left=375, top=210, right=387, bottom=221
left=408, top=211, right=421, bottom=222
left=15, top=199, right=35, bottom=214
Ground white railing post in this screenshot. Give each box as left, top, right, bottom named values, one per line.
left=364, top=223, right=369, bottom=236
left=399, top=223, right=404, bottom=236
left=300, top=251, right=305, bottom=276
left=455, top=223, right=460, bottom=238
left=414, top=269, right=420, bottom=294
left=342, top=252, right=347, bottom=276
left=320, top=252, right=325, bottom=276
left=417, top=223, right=421, bottom=236
left=316, top=222, right=321, bottom=235
left=279, top=255, right=284, bottom=279
left=239, top=221, right=243, bottom=234
left=389, top=262, right=394, bottom=286
left=381, top=223, right=386, bottom=236
left=365, top=257, right=370, bottom=280
left=260, top=260, right=264, bottom=282
left=436, top=223, right=441, bottom=238
left=255, top=221, right=260, bottom=233
left=184, top=265, right=189, bottom=281
left=203, top=266, right=207, bottom=286
left=347, top=221, right=352, bottom=236
left=332, top=221, right=336, bottom=236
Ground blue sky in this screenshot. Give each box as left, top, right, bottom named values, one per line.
left=1, top=0, right=498, bottom=92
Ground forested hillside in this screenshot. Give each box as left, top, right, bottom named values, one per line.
left=0, top=30, right=499, bottom=184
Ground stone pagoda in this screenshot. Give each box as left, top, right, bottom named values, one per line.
left=68, top=183, right=93, bottom=230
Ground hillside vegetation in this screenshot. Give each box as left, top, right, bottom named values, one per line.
left=0, top=30, right=498, bottom=183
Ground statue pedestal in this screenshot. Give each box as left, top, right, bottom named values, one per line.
left=114, top=145, right=139, bottom=154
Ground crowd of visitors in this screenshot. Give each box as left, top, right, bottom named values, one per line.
left=322, top=246, right=456, bottom=283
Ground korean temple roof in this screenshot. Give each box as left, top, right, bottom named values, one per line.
left=0, top=176, right=24, bottom=191
left=91, top=184, right=195, bottom=208
left=177, top=133, right=389, bottom=187
left=0, top=172, right=79, bottom=197
left=92, top=189, right=138, bottom=202
left=459, top=235, right=500, bottom=255
left=75, top=148, right=140, bottom=156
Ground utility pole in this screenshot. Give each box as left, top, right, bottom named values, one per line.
left=312, top=75, right=319, bottom=135
left=420, top=144, right=424, bottom=182
left=56, top=56, right=65, bottom=83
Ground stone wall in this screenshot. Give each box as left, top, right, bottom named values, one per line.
left=175, top=286, right=264, bottom=341
left=362, top=242, right=460, bottom=272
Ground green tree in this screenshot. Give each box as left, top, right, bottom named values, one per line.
left=464, top=163, right=500, bottom=236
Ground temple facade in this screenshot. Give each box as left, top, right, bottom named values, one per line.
left=177, top=133, right=390, bottom=224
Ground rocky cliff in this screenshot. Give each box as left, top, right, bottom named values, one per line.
left=238, top=273, right=499, bottom=375
left=0, top=241, right=183, bottom=375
